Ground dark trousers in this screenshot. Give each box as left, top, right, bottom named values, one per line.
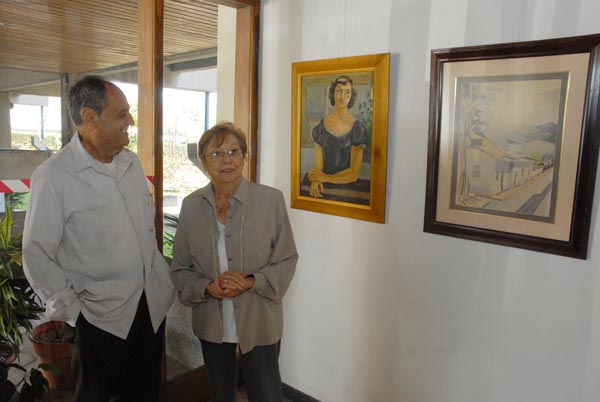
left=200, top=340, right=282, bottom=402
left=72, top=293, right=164, bottom=402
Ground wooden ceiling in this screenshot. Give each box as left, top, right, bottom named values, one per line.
left=0, top=0, right=219, bottom=74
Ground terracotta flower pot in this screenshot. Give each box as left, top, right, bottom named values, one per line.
left=30, top=321, right=75, bottom=390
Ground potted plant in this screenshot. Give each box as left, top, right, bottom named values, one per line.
left=29, top=321, right=74, bottom=390
left=0, top=206, right=51, bottom=401
left=0, top=207, right=45, bottom=352
left=0, top=358, right=51, bottom=402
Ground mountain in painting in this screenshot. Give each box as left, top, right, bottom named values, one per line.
left=500, top=122, right=557, bottom=161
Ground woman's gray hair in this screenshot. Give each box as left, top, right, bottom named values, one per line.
left=68, top=75, right=109, bottom=126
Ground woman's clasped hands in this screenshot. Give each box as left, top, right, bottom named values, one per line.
left=206, top=271, right=254, bottom=299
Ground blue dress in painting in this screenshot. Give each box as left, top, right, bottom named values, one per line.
left=311, top=119, right=368, bottom=174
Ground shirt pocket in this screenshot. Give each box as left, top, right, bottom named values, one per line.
left=189, top=231, right=215, bottom=260
left=185, top=224, right=217, bottom=275
left=67, top=205, right=115, bottom=252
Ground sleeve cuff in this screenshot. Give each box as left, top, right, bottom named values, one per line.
left=179, top=279, right=211, bottom=305
left=251, top=272, right=266, bottom=290
left=45, top=295, right=81, bottom=326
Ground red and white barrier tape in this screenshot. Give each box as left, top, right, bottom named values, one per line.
left=0, top=179, right=30, bottom=193
left=0, top=177, right=154, bottom=193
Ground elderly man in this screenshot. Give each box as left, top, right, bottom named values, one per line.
left=23, top=75, right=174, bottom=402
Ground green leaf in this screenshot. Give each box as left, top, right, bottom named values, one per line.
left=0, top=206, right=44, bottom=351
left=8, top=363, right=26, bottom=373
left=29, top=368, right=48, bottom=398
left=37, top=363, right=58, bottom=374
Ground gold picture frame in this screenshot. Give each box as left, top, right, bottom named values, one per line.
left=424, top=34, right=600, bottom=259
left=291, top=53, right=390, bottom=223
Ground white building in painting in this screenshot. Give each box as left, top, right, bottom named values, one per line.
left=466, top=134, right=543, bottom=197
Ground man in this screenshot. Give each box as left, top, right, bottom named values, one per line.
left=23, top=75, right=175, bottom=402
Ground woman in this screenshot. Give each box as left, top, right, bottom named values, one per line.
left=308, top=75, right=369, bottom=198
left=170, top=122, right=298, bottom=402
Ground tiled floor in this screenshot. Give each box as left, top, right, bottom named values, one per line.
left=40, top=388, right=256, bottom=402
left=40, top=386, right=293, bottom=402
left=40, top=388, right=74, bottom=402
left=41, top=388, right=260, bottom=402
left=15, top=337, right=291, bottom=402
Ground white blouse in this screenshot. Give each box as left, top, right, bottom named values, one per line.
left=217, top=221, right=238, bottom=343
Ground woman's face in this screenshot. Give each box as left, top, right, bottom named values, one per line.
left=204, top=133, right=245, bottom=186
left=334, top=82, right=353, bottom=108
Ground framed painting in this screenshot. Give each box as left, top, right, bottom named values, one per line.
left=291, top=53, right=390, bottom=223
left=424, top=34, right=600, bottom=259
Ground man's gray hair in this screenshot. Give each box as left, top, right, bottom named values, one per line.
left=67, top=75, right=109, bottom=126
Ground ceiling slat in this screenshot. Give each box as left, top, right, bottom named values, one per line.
left=0, top=0, right=219, bottom=73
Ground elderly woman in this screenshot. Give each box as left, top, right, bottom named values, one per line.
left=308, top=75, right=368, bottom=198
left=170, top=122, right=298, bottom=402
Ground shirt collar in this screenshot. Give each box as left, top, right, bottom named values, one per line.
left=230, top=179, right=249, bottom=204
left=70, top=132, right=134, bottom=178
left=193, top=178, right=249, bottom=206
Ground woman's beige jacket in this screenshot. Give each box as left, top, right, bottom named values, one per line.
left=170, top=179, right=298, bottom=353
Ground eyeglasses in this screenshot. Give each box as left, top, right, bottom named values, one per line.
left=205, top=148, right=243, bottom=161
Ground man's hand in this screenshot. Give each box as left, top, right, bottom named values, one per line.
left=62, top=322, right=76, bottom=344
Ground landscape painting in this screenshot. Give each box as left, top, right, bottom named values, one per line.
left=423, top=33, right=600, bottom=259
left=450, top=73, right=567, bottom=223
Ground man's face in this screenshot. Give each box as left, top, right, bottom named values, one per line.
left=90, top=83, right=134, bottom=157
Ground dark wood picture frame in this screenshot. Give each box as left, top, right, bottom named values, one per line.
left=424, top=34, right=600, bottom=259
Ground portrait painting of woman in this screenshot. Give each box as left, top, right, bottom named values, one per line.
left=291, top=53, right=389, bottom=223
left=308, top=75, right=369, bottom=200
left=299, top=72, right=374, bottom=205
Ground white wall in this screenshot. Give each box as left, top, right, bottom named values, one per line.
left=258, top=0, right=600, bottom=401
